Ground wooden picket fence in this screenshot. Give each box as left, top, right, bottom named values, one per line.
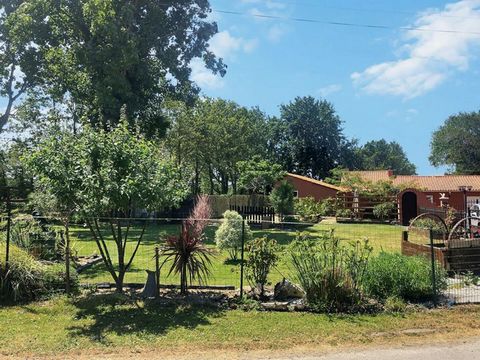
left=229, top=205, right=275, bottom=225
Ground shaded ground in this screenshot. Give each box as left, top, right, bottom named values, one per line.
left=1, top=295, right=480, bottom=358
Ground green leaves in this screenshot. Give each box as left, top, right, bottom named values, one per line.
left=430, top=111, right=480, bottom=174
left=24, top=121, right=188, bottom=217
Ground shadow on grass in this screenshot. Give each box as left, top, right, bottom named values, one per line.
left=69, top=293, right=225, bottom=342
left=223, top=258, right=244, bottom=266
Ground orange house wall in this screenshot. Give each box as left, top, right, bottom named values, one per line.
left=284, top=175, right=338, bottom=202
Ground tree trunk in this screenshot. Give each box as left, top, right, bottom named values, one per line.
left=116, top=271, right=125, bottom=293
left=180, top=260, right=187, bottom=295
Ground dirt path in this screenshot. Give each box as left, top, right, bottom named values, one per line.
left=8, top=338, right=480, bottom=360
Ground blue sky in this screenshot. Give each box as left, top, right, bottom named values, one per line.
left=194, top=0, right=480, bottom=175
left=1, top=1, right=479, bottom=175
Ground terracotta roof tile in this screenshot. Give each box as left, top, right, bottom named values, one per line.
left=393, top=175, right=480, bottom=191
left=349, top=171, right=480, bottom=191
left=286, top=173, right=344, bottom=191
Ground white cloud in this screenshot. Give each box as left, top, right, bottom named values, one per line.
left=267, top=24, right=288, bottom=42
left=318, top=84, right=343, bottom=97
left=241, top=0, right=286, bottom=9
left=209, top=30, right=258, bottom=59
left=190, top=58, right=225, bottom=90
left=352, top=0, right=480, bottom=99
left=190, top=31, right=258, bottom=89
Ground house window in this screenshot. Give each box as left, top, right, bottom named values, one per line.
left=426, top=195, right=434, bottom=204
left=293, top=190, right=299, bottom=198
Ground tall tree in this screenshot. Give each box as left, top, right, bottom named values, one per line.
left=269, top=96, right=345, bottom=179
left=0, top=0, right=41, bottom=133
left=26, top=119, right=188, bottom=292
left=359, top=139, right=416, bottom=175
left=166, top=98, right=268, bottom=194
left=6, top=0, right=225, bottom=136
left=430, top=111, right=480, bottom=174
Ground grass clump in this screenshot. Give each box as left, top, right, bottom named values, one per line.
left=362, top=252, right=447, bottom=302
left=289, top=232, right=372, bottom=313
left=0, top=242, right=78, bottom=302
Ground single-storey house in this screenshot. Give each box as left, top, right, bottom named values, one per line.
left=350, top=170, right=480, bottom=225
left=284, top=173, right=343, bottom=202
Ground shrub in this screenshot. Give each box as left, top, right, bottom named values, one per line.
left=161, top=195, right=214, bottom=295
left=410, top=218, right=446, bottom=236
left=289, top=232, right=372, bottom=313
left=335, top=208, right=352, bottom=218
left=362, top=252, right=447, bottom=302
left=10, top=216, right=60, bottom=260
left=318, top=198, right=336, bottom=216
left=270, top=180, right=294, bottom=218
left=215, top=210, right=252, bottom=260
left=0, top=243, right=78, bottom=302
left=294, top=197, right=321, bottom=222
left=373, top=202, right=395, bottom=220
left=246, top=237, right=279, bottom=296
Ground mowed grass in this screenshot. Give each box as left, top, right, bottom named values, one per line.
left=1, top=294, right=480, bottom=357
left=70, top=221, right=404, bottom=287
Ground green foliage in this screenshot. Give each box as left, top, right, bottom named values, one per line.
left=430, top=111, right=480, bottom=174
left=294, top=197, right=322, bottom=222
left=362, top=252, right=447, bottom=302
left=245, top=237, right=279, bottom=296
left=267, top=96, right=347, bottom=179
left=25, top=120, right=188, bottom=292
left=237, top=156, right=285, bottom=194
left=289, top=232, right=372, bottom=313
left=410, top=218, right=447, bottom=236
left=373, top=202, right=396, bottom=221
left=383, top=296, right=407, bottom=313
left=215, top=211, right=252, bottom=260
left=7, top=0, right=224, bottom=136
left=161, top=196, right=214, bottom=295
left=10, top=215, right=60, bottom=260
left=270, top=180, right=294, bottom=217
left=358, top=140, right=416, bottom=175
left=318, top=198, right=337, bottom=216
left=165, top=99, right=269, bottom=195
left=335, top=208, right=352, bottom=218
left=0, top=243, right=78, bottom=302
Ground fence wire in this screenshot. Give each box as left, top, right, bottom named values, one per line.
left=2, top=213, right=480, bottom=304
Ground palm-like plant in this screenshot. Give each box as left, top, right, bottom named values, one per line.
left=161, top=195, right=214, bottom=295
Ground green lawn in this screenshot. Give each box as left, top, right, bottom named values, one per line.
left=70, top=221, right=404, bottom=287
left=0, top=294, right=479, bottom=357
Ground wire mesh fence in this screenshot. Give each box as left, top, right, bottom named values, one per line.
left=2, top=212, right=480, bottom=305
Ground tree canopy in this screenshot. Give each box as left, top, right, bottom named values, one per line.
left=358, top=139, right=416, bottom=175
left=268, top=96, right=349, bottom=179
left=25, top=119, right=188, bottom=292
left=430, top=111, right=480, bottom=174
left=2, top=0, right=224, bottom=135
left=165, top=98, right=268, bottom=194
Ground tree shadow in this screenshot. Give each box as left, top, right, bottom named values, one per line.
left=223, top=258, right=244, bottom=266
left=68, top=293, right=225, bottom=343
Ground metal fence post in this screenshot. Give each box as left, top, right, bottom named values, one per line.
left=155, top=246, right=160, bottom=298
left=64, top=223, right=71, bottom=295
left=5, top=191, right=11, bottom=273
left=429, top=228, right=437, bottom=306
left=240, top=219, right=245, bottom=298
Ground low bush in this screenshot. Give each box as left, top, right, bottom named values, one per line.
left=289, top=232, right=372, bottom=313
left=246, top=237, right=278, bottom=296
left=215, top=210, right=252, bottom=260
left=335, top=208, right=352, bottom=218
left=409, top=218, right=447, bottom=236
left=0, top=242, right=78, bottom=302
left=362, top=252, right=447, bottom=302
left=294, top=197, right=321, bottom=222
left=373, top=202, right=395, bottom=221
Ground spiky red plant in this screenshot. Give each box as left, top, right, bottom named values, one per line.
left=161, top=195, right=214, bottom=294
